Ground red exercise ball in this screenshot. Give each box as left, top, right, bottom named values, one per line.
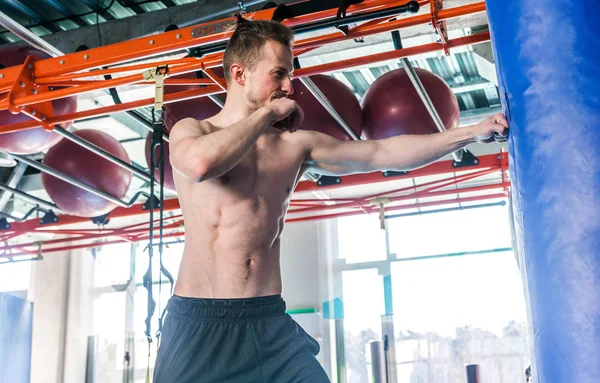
left=42, top=129, right=132, bottom=217
left=163, top=69, right=224, bottom=131
left=0, top=45, right=77, bottom=154
left=290, top=74, right=362, bottom=140
left=145, top=130, right=176, bottom=191
left=361, top=68, right=460, bottom=140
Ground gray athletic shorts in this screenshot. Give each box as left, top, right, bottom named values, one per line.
left=153, top=294, right=330, bottom=383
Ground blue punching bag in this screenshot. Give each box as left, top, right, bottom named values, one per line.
left=485, top=0, right=600, bottom=381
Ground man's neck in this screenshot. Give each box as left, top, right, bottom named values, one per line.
left=215, top=91, right=257, bottom=125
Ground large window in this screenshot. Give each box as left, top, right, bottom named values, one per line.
left=391, top=251, right=525, bottom=336
left=90, top=240, right=184, bottom=383
left=387, top=204, right=512, bottom=258
left=94, top=243, right=132, bottom=288
left=92, top=291, right=127, bottom=382
left=91, top=243, right=132, bottom=382
left=132, top=241, right=183, bottom=383
left=342, top=268, right=385, bottom=382
left=337, top=214, right=387, bottom=264
left=391, top=251, right=528, bottom=382
left=0, top=259, right=31, bottom=292
left=336, top=202, right=529, bottom=383
left=134, top=240, right=184, bottom=285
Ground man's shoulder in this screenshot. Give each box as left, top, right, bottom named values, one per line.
left=285, top=129, right=340, bottom=148
left=284, top=128, right=324, bottom=141
left=280, top=128, right=314, bottom=148
left=279, top=129, right=341, bottom=161
left=171, top=117, right=217, bottom=137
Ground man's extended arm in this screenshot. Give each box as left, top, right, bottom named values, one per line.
left=303, top=113, right=509, bottom=175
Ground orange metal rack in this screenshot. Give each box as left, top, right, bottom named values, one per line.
left=0, top=0, right=505, bottom=258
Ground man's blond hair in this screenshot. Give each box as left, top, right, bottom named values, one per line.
left=222, top=18, right=294, bottom=83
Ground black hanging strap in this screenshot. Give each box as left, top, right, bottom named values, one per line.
left=140, top=64, right=173, bottom=343
left=141, top=64, right=173, bottom=383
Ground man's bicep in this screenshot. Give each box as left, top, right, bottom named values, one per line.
left=303, top=132, right=380, bottom=175
left=169, top=118, right=211, bottom=144
left=169, top=119, right=215, bottom=181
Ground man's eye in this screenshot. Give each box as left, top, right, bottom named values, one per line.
left=275, top=72, right=285, bottom=78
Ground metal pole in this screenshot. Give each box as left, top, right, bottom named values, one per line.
left=52, top=127, right=153, bottom=183
left=0, top=10, right=64, bottom=57
left=179, top=0, right=266, bottom=27
left=0, top=207, right=43, bottom=223
left=401, top=59, right=446, bottom=132
left=299, top=77, right=361, bottom=140
left=0, top=153, right=17, bottom=167
left=0, top=163, right=27, bottom=211
left=179, top=1, right=421, bottom=58
left=391, top=30, right=463, bottom=162
left=208, top=95, right=225, bottom=108
left=0, top=182, right=61, bottom=212
left=335, top=318, right=347, bottom=382
left=370, top=340, right=387, bottom=383
left=292, top=1, right=420, bottom=36
left=381, top=317, right=397, bottom=383
left=6, top=153, right=133, bottom=208
left=302, top=172, right=321, bottom=182
left=466, top=364, right=480, bottom=383
left=401, top=58, right=463, bottom=162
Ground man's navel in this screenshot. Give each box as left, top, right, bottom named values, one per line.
left=219, top=174, right=230, bottom=185
left=244, top=258, right=256, bottom=280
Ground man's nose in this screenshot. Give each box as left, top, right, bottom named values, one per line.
left=282, top=78, right=294, bottom=95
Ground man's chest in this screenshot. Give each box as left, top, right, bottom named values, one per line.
left=220, top=136, right=306, bottom=193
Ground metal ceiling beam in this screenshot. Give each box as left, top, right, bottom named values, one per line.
left=124, top=2, right=146, bottom=15
left=471, top=41, right=498, bottom=86
left=42, top=0, right=89, bottom=27
left=43, top=0, right=74, bottom=18
left=2, top=0, right=45, bottom=22
left=451, top=79, right=496, bottom=94
left=78, top=0, right=117, bottom=21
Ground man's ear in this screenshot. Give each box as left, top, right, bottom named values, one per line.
left=230, top=63, right=246, bottom=86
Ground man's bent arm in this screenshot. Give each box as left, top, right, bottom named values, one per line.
left=170, top=108, right=274, bottom=182
left=303, top=114, right=508, bottom=175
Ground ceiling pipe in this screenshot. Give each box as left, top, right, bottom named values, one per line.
left=0, top=10, right=64, bottom=56
left=299, top=77, right=361, bottom=141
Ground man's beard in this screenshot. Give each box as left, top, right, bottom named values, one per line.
left=246, top=85, right=265, bottom=111
left=245, top=86, right=287, bottom=111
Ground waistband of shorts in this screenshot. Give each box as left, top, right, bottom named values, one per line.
left=166, top=294, right=287, bottom=321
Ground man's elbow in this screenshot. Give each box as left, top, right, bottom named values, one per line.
left=187, top=164, right=210, bottom=183
left=369, top=156, right=414, bottom=173
left=170, top=155, right=212, bottom=183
